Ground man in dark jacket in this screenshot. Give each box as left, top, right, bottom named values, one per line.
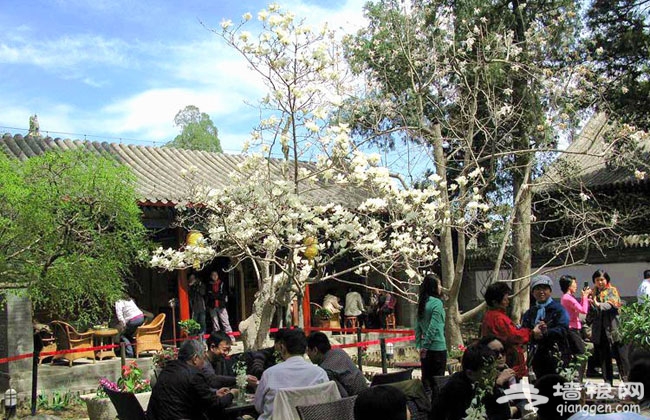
left=307, top=331, right=368, bottom=397
left=148, top=340, right=236, bottom=420
left=521, top=275, right=570, bottom=380
left=436, top=340, right=512, bottom=420
left=202, top=331, right=258, bottom=390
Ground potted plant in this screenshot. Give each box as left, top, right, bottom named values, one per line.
left=314, top=308, right=333, bottom=327
left=178, top=319, right=202, bottom=338
left=151, top=346, right=179, bottom=386
left=81, top=361, right=152, bottom=420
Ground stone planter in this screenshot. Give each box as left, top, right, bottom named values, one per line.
left=81, top=391, right=151, bottom=420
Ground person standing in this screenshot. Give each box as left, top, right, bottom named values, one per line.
left=521, top=275, right=570, bottom=380
left=589, top=269, right=627, bottom=384
left=636, top=269, right=650, bottom=303
left=378, top=289, right=396, bottom=329
left=559, top=275, right=590, bottom=382
left=208, top=271, right=232, bottom=333
left=114, top=295, right=145, bottom=358
left=344, top=288, right=366, bottom=327
left=481, top=282, right=536, bottom=379
left=416, top=274, right=447, bottom=386
left=188, top=273, right=207, bottom=338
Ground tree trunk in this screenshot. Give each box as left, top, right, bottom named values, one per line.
left=430, top=123, right=464, bottom=348
left=511, top=172, right=531, bottom=323
left=509, top=0, right=534, bottom=324
left=239, top=277, right=276, bottom=350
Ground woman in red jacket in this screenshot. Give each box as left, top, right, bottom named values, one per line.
left=481, top=282, right=541, bottom=379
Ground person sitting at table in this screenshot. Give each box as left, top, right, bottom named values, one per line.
left=114, top=295, right=145, bottom=358
left=345, top=287, right=367, bottom=327
left=147, top=339, right=237, bottom=420
left=323, top=290, right=343, bottom=324
left=354, top=385, right=409, bottom=420
left=254, top=328, right=329, bottom=420
left=307, top=331, right=368, bottom=397
left=203, top=331, right=258, bottom=390
left=435, top=340, right=512, bottom=420
left=236, top=345, right=278, bottom=379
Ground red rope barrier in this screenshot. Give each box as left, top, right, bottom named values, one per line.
left=310, top=326, right=415, bottom=335
left=0, top=326, right=410, bottom=365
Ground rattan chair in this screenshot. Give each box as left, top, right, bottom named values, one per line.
left=50, top=321, right=95, bottom=366
left=296, top=396, right=357, bottom=420
left=104, top=387, right=148, bottom=420
left=135, top=313, right=165, bottom=357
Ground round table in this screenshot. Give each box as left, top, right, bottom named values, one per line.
left=92, top=328, right=119, bottom=360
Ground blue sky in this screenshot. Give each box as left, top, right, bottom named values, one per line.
left=0, top=0, right=366, bottom=153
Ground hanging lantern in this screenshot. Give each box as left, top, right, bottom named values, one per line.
left=303, top=236, right=318, bottom=260
left=186, top=231, right=204, bottom=269
left=186, top=231, right=204, bottom=246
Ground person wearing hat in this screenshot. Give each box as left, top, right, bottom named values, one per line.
left=521, top=274, right=570, bottom=380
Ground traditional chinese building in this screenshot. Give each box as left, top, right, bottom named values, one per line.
left=460, top=113, right=650, bottom=310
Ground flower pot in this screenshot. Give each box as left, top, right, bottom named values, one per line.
left=81, top=391, right=152, bottom=420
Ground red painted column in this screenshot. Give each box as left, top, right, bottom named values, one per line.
left=177, top=228, right=190, bottom=320
left=303, top=284, right=311, bottom=335
left=178, top=270, right=190, bottom=320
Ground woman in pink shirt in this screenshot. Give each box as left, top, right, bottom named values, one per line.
left=559, top=275, right=591, bottom=381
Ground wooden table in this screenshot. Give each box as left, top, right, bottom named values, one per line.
left=224, top=395, right=256, bottom=419
left=92, top=328, right=119, bottom=360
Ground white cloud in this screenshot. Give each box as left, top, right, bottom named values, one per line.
left=1, top=0, right=368, bottom=153
left=0, top=33, right=131, bottom=71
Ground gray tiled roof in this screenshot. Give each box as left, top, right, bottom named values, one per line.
left=0, top=134, right=363, bottom=206
left=538, top=113, right=650, bottom=190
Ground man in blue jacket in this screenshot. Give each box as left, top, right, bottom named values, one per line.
left=522, top=275, right=570, bottom=380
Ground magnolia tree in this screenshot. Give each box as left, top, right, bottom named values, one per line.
left=151, top=4, right=492, bottom=350
left=340, top=0, right=650, bottom=347
left=151, top=126, right=491, bottom=349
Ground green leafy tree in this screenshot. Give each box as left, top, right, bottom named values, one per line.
left=583, top=0, right=650, bottom=129
left=165, top=105, right=223, bottom=153
left=0, top=150, right=148, bottom=326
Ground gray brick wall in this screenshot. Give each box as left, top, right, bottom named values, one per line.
left=0, top=289, right=34, bottom=393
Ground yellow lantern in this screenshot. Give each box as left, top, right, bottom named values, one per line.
left=186, top=231, right=204, bottom=269
left=304, top=245, right=318, bottom=260
left=304, top=236, right=317, bottom=247
left=303, top=236, right=319, bottom=260
left=186, top=231, right=203, bottom=246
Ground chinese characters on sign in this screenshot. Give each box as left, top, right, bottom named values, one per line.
left=553, top=382, right=644, bottom=401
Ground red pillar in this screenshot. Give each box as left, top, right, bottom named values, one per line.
left=177, top=228, right=190, bottom=320
left=303, top=284, right=311, bottom=335
left=178, top=270, right=190, bottom=320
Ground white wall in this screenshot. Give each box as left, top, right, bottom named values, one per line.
left=542, top=262, right=648, bottom=299
left=472, top=263, right=649, bottom=303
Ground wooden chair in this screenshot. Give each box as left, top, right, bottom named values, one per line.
left=296, top=396, right=357, bottom=420
left=135, top=313, right=165, bottom=357
left=104, top=387, right=148, bottom=420
left=385, top=313, right=396, bottom=329
left=370, top=368, right=413, bottom=386
left=50, top=321, right=95, bottom=366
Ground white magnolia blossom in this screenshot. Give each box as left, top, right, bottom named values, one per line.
left=151, top=125, right=491, bottom=288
